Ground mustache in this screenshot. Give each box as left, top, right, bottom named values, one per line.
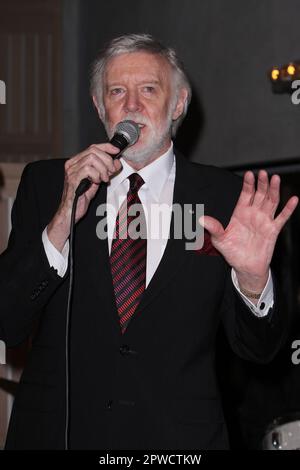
left=106, top=114, right=152, bottom=139
left=118, top=113, right=151, bottom=127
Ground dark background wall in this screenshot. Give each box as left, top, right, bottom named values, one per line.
left=64, top=0, right=300, bottom=168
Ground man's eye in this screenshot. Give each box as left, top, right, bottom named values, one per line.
left=143, top=86, right=155, bottom=93
left=110, top=88, right=123, bottom=95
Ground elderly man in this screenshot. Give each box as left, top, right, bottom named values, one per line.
left=0, top=33, right=298, bottom=450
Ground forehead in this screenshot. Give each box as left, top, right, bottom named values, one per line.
left=104, top=51, right=172, bottom=85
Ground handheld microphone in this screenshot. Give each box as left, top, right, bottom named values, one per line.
left=75, top=120, right=140, bottom=197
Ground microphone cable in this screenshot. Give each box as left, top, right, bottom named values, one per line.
left=63, top=120, right=140, bottom=450
left=64, top=188, right=80, bottom=450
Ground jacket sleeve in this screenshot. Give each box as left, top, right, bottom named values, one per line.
left=221, top=267, right=288, bottom=364
left=0, top=163, right=67, bottom=347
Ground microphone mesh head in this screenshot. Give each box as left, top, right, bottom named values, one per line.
left=115, top=120, right=140, bottom=146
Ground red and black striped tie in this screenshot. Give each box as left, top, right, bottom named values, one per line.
left=110, top=173, right=147, bottom=333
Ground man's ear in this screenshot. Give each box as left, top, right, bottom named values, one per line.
left=172, top=88, right=188, bottom=121
left=92, top=95, right=104, bottom=120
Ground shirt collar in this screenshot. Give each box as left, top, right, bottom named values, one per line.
left=108, top=142, right=175, bottom=201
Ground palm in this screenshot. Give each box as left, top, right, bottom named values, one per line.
left=213, top=204, right=278, bottom=276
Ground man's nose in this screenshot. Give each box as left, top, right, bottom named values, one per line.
left=124, top=90, right=141, bottom=113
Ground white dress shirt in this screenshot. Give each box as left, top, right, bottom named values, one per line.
left=42, top=143, right=274, bottom=317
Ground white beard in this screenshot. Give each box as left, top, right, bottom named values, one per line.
left=104, top=111, right=173, bottom=164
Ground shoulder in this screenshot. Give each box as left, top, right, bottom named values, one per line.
left=19, top=158, right=66, bottom=194
left=175, top=151, right=243, bottom=194
left=187, top=160, right=242, bottom=189
left=15, top=159, right=67, bottom=219
left=22, top=158, right=66, bottom=180
left=175, top=153, right=243, bottom=225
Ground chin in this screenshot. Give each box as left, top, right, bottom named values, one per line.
left=122, top=148, right=151, bottom=164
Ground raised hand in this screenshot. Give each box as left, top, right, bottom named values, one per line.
left=199, top=170, right=299, bottom=293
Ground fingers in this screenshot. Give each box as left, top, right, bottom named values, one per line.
left=68, top=164, right=103, bottom=188
left=241, top=169, right=272, bottom=208
left=61, top=143, right=123, bottom=219
left=68, top=142, right=120, bottom=164
left=73, top=156, right=113, bottom=184
left=235, top=169, right=298, bottom=234
left=237, top=170, right=282, bottom=218
left=65, top=144, right=122, bottom=188
left=252, top=170, right=269, bottom=207
left=199, top=215, right=225, bottom=239
left=67, top=143, right=120, bottom=169
left=261, top=174, right=280, bottom=216
left=235, top=171, right=255, bottom=208
left=274, top=196, right=299, bottom=232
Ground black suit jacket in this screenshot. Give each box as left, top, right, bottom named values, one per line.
left=0, top=153, right=286, bottom=449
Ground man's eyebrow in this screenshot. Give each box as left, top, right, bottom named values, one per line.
left=106, top=78, right=162, bottom=87
left=140, top=79, right=161, bottom=84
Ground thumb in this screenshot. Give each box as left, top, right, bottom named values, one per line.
left=85, top=182, right=100, bottom=201
left=199, top=215, right=225, bottom=239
